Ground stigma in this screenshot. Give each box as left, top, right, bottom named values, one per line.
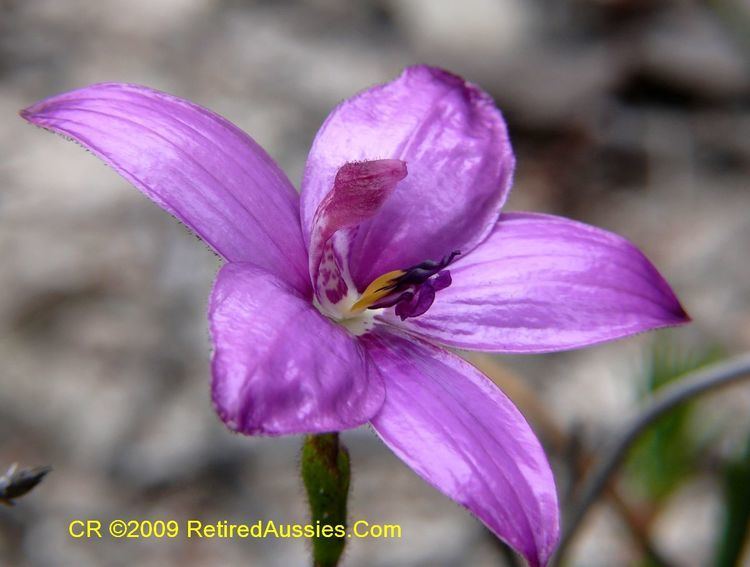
left=350, top=251, right=460, bottom=321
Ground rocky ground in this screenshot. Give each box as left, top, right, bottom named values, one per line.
left=1, top=1, right=749, bottom=565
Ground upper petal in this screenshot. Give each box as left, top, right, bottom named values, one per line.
left=301, top=65, right=514, bottom=290
left=364, top=329, right=559, bottom=567
left=22, top=83, right=310, bottom=295
left=392, top=212, right=690, bottom=353
left=210, top=263, right=384, bottom=435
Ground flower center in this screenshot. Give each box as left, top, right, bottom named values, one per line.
left=349, top=251, right=460, bottom=321
left=315, top=250, right=460, bottom=336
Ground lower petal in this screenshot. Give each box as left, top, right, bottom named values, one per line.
left=364, top=329, right=559, bottom=567
left=392, top=212, right=690, bottom=352
left=210, top=263, right=384, bottom=435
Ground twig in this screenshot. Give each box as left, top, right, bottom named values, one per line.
left=553, top=352, right=750, bottom=565
left=0, top=463, right=52, bottom=506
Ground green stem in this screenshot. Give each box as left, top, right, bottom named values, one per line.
left=301, top=433, right=350, bottom=567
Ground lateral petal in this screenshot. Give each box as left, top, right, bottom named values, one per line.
left=393, top=212, right=689, bottom=352
left=22, top=83, right=310, bottom=294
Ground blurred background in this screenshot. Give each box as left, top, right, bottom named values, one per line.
left=1, top=0, right=749, bottom=565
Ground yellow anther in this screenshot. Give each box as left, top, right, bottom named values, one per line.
left=350, top=270, right=405, bottom=313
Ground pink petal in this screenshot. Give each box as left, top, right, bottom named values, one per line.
left=210, top=263, right=384, bottom=435
left=392, top=212, right=690, bottom=352
left=364, top=329, right=559, bottom=567
left=21, top=83, right=310, bottom=294
left=310, top=159, right=406, bottom=307
left=301, top=66, right=514, bottom=291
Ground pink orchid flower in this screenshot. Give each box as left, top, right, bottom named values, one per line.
left=21, top=65, right=689, bottom=566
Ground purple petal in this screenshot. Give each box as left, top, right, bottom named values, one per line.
left=310, top=160, right=406, bottom=306
left=392, top=212, right=690, bottom=353
left=301, top=65, right=515, bottom=290
left=209, top=263, right=384, bottom=435
left=22, top=83, right=310, bottom=294
left=364, top=329, right=559, bottom=567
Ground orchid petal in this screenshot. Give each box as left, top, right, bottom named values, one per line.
left=301, top=65, right=514, bottom=290
left=209, top=263, right=384, bottom=435
left=393, top=212, right=689, bottom=353
left=21, top=83, right=310, bottom=294
left=364, top=329, right=559, bottom=567
left=310, top=159, right=406, bottom=307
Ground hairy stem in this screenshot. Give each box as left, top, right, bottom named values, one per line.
left=553, top=353, right=750, bottom=565
left=301, top=433, right=350, bottom=567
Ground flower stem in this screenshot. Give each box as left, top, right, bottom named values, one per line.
left=301, top=433, right=350, bottom=567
